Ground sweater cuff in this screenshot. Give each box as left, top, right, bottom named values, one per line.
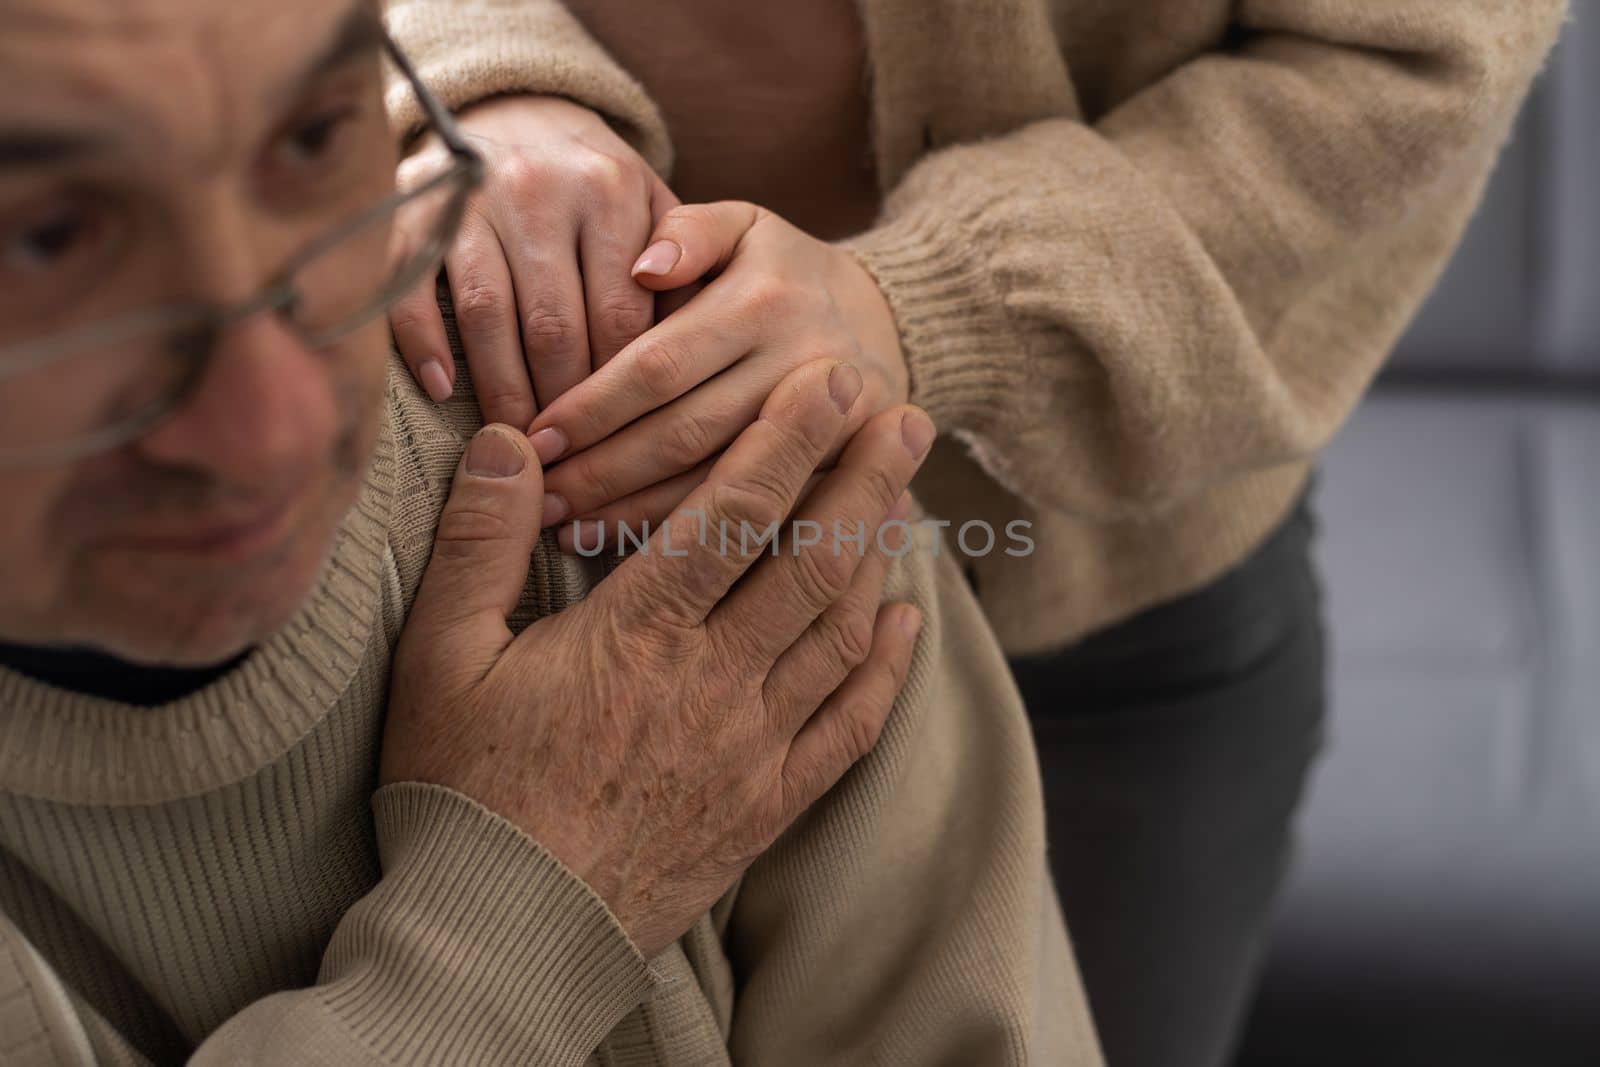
left=317, top=782, right=654, bottom=1066
left=383, top=0, right=673, bottom=174
left=839, top=208, right=1049, bottom=444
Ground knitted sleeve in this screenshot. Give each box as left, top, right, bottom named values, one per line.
left=383, top=0, right=673, bottom=174
left=721, top=536, right=1103, bottom=1065
left=187, top=783, right=655, bottom=1066
left=841, top=0, right=1568, bottom=521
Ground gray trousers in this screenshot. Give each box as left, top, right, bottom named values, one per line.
left=1009, top=497, right=1326, bottom=1067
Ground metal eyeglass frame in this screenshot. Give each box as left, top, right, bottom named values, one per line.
left=0, top=31, right=485, bottom=467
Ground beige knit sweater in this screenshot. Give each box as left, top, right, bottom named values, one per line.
left=0, top=348, right=1097, bottom=1064
left=386, top=0, right=1567, bottom=654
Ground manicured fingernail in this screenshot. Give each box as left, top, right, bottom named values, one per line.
left=828, top=363, right=864, bottom=414
left=901, top=409, right=935, bottom=458
left=541, top=493, right=569, bottom=526
left=530, top=427, right=568, bottom=465
left=899, top=606, right=924, bottom=639
left=418, top=359, right=452, bottom=403
left=464, top=427, right=525, bottom=478
left=632, top=240, right=682, bottom=277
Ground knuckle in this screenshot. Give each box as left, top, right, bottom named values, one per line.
left=712, top=630, right=766, bottom=692
left=768, top=413, right=829, bottom=474
left=612, top=578, right=703, bottom=645
left=819, top=700, right=883, bottom=777
left=836, top=699, right=887, bottom=764
left=695, top=653, right=747, bottom=710
left=497, top=153, right=549, bottom=194
left=453, top=277, right=508, bottom=328
left=634, top=336, right=692, bottom=400
left=661, top=410, right=719, bottom=468
left=863, top=463, right=905, bottom=515
left=741, top=274, right=799, bottom=319
left=595, top=293, right=651, bottom=343
left=822, top=604, right=875, bottom=670
left=433, top=503, right=519, bottom=553
left=522, top=305, right=581, bottom=345
left=662, top=202, right=717, bottom=234
left=577, top=150, right=628, bottom=191
left=387, top=303, right=431, bottom=335
left=789, top=540, right=854, bottom=612
left=705, top=480, right=785, bottom=541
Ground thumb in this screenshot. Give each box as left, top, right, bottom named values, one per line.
left=408, top=425, right=545, bottom=649
left=629, top=201, right=764, bottom=291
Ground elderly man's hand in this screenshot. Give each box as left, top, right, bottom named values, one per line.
left=382, top=359, right=934, bottom=958
left=389, top=95, right=676, bottom=429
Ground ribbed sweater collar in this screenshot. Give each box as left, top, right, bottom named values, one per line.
left=0, top=422, right=396, bottom=807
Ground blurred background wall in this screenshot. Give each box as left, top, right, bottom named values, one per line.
left=1236, top=6, right=1599, bottom=1065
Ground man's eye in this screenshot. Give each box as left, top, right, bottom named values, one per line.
left=1, top=204, right=107, bottom=274
left=277, top=104, right=366, bottom=169
left=287, top=113, right=346, bottom=161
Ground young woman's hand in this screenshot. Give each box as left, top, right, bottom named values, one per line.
left=524, top=202, right=910, bottom=548
left=390, top=94, right=677, bottom=430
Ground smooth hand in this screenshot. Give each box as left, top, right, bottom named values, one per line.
left=524, top=202, right=910, bottom=548
left=382, top=359, right=935, bottom=957
left=390, top=95, right=677, bottom=429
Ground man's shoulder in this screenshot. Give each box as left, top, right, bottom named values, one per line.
left=383, top=355, right=468, bottom=602
left=383, top=354, right=600, bottom=628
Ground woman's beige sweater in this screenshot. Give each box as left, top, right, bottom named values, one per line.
left=386, top=0, right=1567, bottom=654
left=0, top=355, right=1096, bottom=1064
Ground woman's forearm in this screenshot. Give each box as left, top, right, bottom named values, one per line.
left=843, top=0, right=1567, bottom=521
left=383, top=0, right=674, bottom=172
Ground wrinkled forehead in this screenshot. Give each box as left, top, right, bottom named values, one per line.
left=0, top=0, right=378, bottom=172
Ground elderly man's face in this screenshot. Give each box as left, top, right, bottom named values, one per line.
left=0, top=0, right=396, bottom=665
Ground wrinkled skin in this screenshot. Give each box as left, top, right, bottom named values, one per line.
left=1, top=0, right=931, bottom=956
left=0, top=0, right=392, bottom=664
left=384, top=360, right=933, bottom=955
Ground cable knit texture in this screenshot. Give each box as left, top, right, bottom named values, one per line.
left=388, top=0, right=1565, bottom=653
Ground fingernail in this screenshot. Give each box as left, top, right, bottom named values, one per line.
left=632, top=240, right=683, bottom=277
left=899, top=606, right=924, bottom=639
left=465, top=427, right=526, bottom=478
left=542, top=493, right=569, bottom=526
left=901, top=409, right=935, bottom=458
left=828, top=363, right=864, bottom=414
left=418, top=359, right=452, bottom=403
left=570, top=520, right=604, bottom=552
left=530, top=427, right=568, bottom=465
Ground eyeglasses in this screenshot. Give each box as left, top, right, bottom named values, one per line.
left=0, top=32, right=484, bottom=467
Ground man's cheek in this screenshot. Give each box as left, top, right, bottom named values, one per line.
left=0, top=489, right=75, bottom=639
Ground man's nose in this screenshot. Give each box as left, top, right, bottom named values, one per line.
left=135, top=310, right=341, bottom=486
